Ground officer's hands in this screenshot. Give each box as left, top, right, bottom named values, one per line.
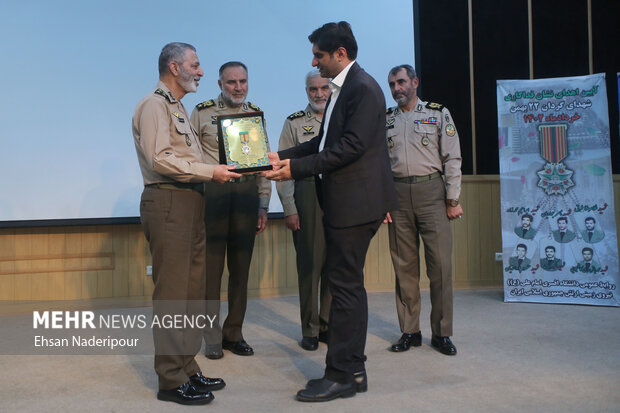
left=267, top=151, right=281, bottom=165
left=212, top=165, right=241, bottom=184
left=264, top=159, right=292, bottom=181
left=256, top=208, right=268, bottom=234
left=383, top=212, right=392, bottom=224
left=285, top=214, right=301, bottom=231
left=447, top=204, right=463, bottom=220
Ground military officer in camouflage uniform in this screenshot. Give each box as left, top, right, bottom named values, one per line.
left=190, top=61, right=271, bottom=359
left=384, top=64, right=462, bottom=356
left=134, top=42, right=235, bottom=405
left=276, top=70, right=332, bottom=351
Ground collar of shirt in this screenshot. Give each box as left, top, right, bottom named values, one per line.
left=330, top=60, right=355, bottom=93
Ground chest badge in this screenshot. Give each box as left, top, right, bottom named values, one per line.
left=302, top=125, right=314, bottom=135
left=387, top=136, right=395, bottom=149
left=185, top=135, right=192, bottom=146
left=421, top=137, right=430, bottom=146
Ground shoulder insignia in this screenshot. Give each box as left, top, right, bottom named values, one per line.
left=154, top=88, right=171, bottom=102
left=287, top=111, right=305, bottom=120
left=426, top=102, right=444, bottom=111
left=386, top=107, right=394, bottom=115
left=248, top=102, right=261, bottom=111
left=195, top=100, right=216, bottom=111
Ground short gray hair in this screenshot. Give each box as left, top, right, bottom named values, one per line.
left=158, top=42, right=196, bottom=76
left=389, top=64, right=417, bottom=79
left=305, top=69, right=322, bottom=87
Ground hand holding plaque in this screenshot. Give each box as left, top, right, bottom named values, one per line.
left=217, top=112, right=272, bottom=173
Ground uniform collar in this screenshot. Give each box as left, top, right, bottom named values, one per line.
left=156, top=81, right=178, bottom=103
left=215, top=93, right=251, bottom=112
left=304, top=104, right=323, bottom=121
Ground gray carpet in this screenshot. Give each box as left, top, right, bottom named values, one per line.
left=0, top=289, right=618, bottom=412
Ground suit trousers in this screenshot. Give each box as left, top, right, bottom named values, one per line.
left=203, top=179, right=259, bottom=346
left=140, top=186, right=206, bottom=390
left=323, top=218, right=382, bottom=384
left=388, top=178, right=453, bottom=337
left=293, top=179, right=330, bottom=338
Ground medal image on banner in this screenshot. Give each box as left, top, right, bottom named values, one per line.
left=216, top=111, right=272, bottom=173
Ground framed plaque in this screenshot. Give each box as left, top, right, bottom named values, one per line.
left=216, top=111, right=272, bottom=173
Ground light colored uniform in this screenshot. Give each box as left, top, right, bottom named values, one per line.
left=386, top=99, right=462, bottom=337
left=190, top=94, right=271, bottom=347
left=276, top=105, right=331, bottom=338
left=133, top=81, right=210, bottom=390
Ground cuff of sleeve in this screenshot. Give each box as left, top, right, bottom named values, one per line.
left=258, top=197, right=270, bottom=210
left=282, top=202, right=298, bottom=216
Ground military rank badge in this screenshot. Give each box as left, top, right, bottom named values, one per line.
left=536, top=124, right=574, bottom=195
left=387, top=136, right=394, bottom=149
left=185, top=135, right=192, bottom=146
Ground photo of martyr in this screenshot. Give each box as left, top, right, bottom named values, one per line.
left=580, top=216, right=605, bottom=244
left=571, top=247, right=601, bottom=273
left=540, top=245, right=563, bottom=271
left=552, top=216, right=576, bottom=243
left=514, top=213, right=537, bottom=239
left=506, top=243, right=532, bottom=273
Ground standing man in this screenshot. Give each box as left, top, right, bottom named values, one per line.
left=384, top=64, right=462, bottom=356
left=190, top=61, right=271, bottom=359
left=276, top=70, right=332, bottom=351
left=133, top=42, right=236, bottom=405
left=265, top=22, right=396, bottom=402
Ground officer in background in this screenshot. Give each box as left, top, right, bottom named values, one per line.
left=276, top=70, right=332, bottom=351
left=133, top=42, right=236, bottom=405
left=384, top=64, right=462, bottom=356
left=190, top=61, right=271, bottom=359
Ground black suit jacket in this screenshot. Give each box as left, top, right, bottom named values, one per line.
left=279, top=63, right=396, bottom=228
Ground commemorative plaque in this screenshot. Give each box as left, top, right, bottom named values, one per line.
left=216, top=111, right=272, bottom=172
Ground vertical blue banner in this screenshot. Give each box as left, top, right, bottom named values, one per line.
left=497, top=73, right=619, bottom=306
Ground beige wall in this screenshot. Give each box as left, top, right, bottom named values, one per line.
left=2, top=176, right=619, bottom=301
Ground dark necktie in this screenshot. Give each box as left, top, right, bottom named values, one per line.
left=588, top=232, right=593, bottom=241
left=522, top=229, right=527, bottom=237
left=560, top=232, right=565, bottom=241
left=586, top=262, right=591, bottom=270
left=518, top=259, right=523, bottom=267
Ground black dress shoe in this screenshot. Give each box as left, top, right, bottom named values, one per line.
left=297, top=378, right=356, bottom=402
left=431, top=335, right=457, bottom=355
left=318, top=331, right=329, bottom=344
left=300, top=336, right=319, bottom=351
left=205, top=349, right=223, bottom=360
left=189, top=372, right=226, bottom=392
left=390, top=331, right=422, bottom=352
left=307, top=370, right=367, bottom=393
left=157, top=382, right=214, bottom=405
left=222, top=339, right=254, bottom=356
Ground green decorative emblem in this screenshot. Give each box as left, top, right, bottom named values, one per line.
left=536, top=162, right=574, bottom=195
left=421, top=137, right=430, bottom=146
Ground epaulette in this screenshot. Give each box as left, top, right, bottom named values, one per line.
left=287, top=111, right=305, bottom=120
left=195, top=100, right=216, bottom=111
left=426, top=102, right=445, bottom=111
left=154, top=88, right=171, bottom=102
left=386, top=107, right=394, bottom=115
left=248, top=102, right=261, bottom=111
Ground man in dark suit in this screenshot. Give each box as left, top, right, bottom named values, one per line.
left=264, top=21, right=396, bottom=402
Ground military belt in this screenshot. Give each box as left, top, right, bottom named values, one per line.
left=146, top=182, right=204, bottom=195
left=393, top=172, right=441, bottom=184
